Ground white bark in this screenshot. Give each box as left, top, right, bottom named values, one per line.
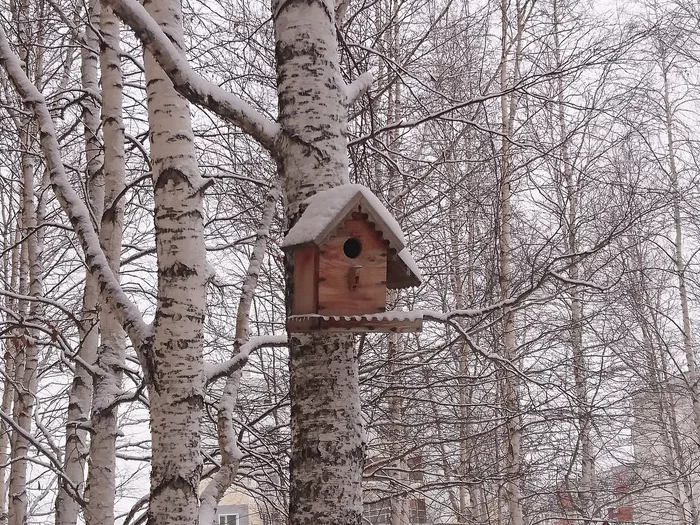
left=660, top=60, right=700, bottom=449
left=140, top=0, right=206, bottom=521
left=56, top=2, right=103, bottom=522
left=498, top=0, right=524, bottom=522
left=0, top=205, right=23, bottom=525
left=7, top=4, right=43, bottom=522
left=553, top=1, right=593, bottom=517
left=274, top=0, right=364, bottom=522
left=84, top=2, right=127, bottom=523
left=8, top=131, right=42, bottom=525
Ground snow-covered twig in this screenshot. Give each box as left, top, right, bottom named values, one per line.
left=105, top=0, right=280, bottom=152
left=548, top=271, right=607, bottom=291
left=0, top=288, right=82, bottom=327
left=200, top=182, right=286, bottom=522
left=0, top=409, right=85, bottom=505
left=345, top=71, right=373, bottom=106
left=204, top=334, right=288, bottom=383
left=420, top=311, right=532, bottom=382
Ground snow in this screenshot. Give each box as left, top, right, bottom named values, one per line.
left=282, top=184, right=407, bottom=249
left=344, top=71, right=373, bottom=105
left=204, top=334, right=287, bottom=381
left=398, top=248, right=422, bottom=281
left=108, top=0, right=280, bottom=150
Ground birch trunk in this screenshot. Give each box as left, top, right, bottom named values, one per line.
left=143, top=0, right=206, bottom=521
left=498, top=0, right=524, bottom=522
left=385, top=15, right=408, bottom=523
left=644, top=329, right=687, bottom=524
left=84, top=2, right=127, bottom=524
left=660, top=61, right=700, bottom=449
left=552, top=1, right=593, bottom=517
left=0, top=213, right=22, bottom=525
left=8, top=128, right=42, bottom=525
left=56, top=2, right=103, bottom=522
left=274, top=0, right=363, bottom=522
left=7, top=2, right=43, bottom=521
left=450, top=190, right=476, bottom=525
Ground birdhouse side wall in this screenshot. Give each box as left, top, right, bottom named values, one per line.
left=318, top=218, right=387, bottom=315
left=292, top=245, right=319, bottom=315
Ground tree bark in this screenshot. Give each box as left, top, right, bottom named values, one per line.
left=273, top=0, right=363, bottom=522
left=56, top=2, right=103, bottom=522
left=84, top=1, right=127, bottom=523
left=660, top=59, right=700, bottom=450
left=141, top=0, right=207, bottom=522
left=552, top=1, right=594, bottom=518
left=498, top=0, right=524, bottom=522
left=7, top=2, right=43, bottom=522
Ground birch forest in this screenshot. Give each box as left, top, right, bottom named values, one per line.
left=1, top=0, right=700, bottom=523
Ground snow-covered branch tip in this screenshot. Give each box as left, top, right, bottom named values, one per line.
left=105, top=0, right=280, bottom=152
left=548, top=271, right=607, bottom=291
left=345, top=71, right=373, bottom=106
left=0, top=25, right=152, bottom=351
left=204, top=334, right=288, bottom=383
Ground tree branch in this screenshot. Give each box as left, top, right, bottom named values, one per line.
left=104, top=0, right=281, bottom=152
left=345, top=71, right=373, bottom=106
left=0, top=25, right=152, bottom=351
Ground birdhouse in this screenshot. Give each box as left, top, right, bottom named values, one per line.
left=282, top=184, right=422, bottom=333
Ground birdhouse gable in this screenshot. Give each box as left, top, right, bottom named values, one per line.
left=282, top=184, right=407, bottom=253
left=387, top=248, right=422, bottom=289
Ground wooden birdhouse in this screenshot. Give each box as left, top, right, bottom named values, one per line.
left=282, top=184, right=422, bottom=333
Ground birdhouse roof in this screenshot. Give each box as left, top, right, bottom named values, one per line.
left=282, top=184, right=421, bottom=288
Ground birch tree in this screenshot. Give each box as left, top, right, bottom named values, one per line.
left=83, top=0, right=127, bottom=522
left=56, top=2, right=102, bottom=522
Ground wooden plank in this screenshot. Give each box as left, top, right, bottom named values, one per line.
left=318, top=219, right=387, bottom=315
left=286, top=315, right=422, bottom=333
left=292, top=245, right=318, bottom=315
left=286, top=316, right=320, bottom=332
left=319, top=316, right=422, bottom=333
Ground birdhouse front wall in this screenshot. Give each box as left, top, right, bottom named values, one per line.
left=317, top=217, right=388, bottom=316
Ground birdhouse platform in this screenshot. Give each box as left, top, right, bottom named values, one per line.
left=282, top=184, right=422, bottom=333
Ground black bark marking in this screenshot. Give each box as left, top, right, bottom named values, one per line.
left=161, top=261, right=197, bottom=279
left=154, top=167, right=192, bottom=190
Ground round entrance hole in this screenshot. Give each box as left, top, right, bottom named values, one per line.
left=343, top=238, right=362, bottom=259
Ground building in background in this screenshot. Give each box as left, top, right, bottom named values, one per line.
left=630, top=380, right=700, bottom=525
left=363, top=455, right=427, bottom=525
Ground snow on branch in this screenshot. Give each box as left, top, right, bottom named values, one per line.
left=548, top=271, right=607, bottom=291
left=0, top=409, right=86, bottom=506
left=105, top=0, right=280, bottom=152
left=204, top=334, right=288, bottom=383
left=0, top=26, right=151, bottom=351
left=345, top=71, right=373, bottom=106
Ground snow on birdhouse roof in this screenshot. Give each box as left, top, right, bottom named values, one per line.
left=398, top=248, right=422, bottom=282
left=282, top=184, right=407, bottom=250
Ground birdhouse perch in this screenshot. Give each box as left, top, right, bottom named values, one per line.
left=282, top=184, right=423, bottom=333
